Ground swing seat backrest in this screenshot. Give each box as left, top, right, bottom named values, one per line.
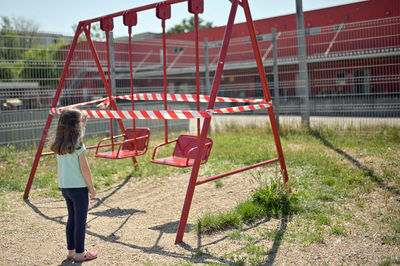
left=122, top=127, right=150, bottom=152
left=151, top=134, right=213, bottom=168
left=173, top=135, right=212, bottom=161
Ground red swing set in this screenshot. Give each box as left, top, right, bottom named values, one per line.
left=23, top=0, right=289, bottom=244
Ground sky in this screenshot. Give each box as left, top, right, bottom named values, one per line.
left=1, top=0, right=364, bottom=37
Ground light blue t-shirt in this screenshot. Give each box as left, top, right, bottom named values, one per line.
left=57, top=144, right=87, bottom=188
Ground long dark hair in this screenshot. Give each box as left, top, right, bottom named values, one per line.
left=50, top=108, right=83, bottom=155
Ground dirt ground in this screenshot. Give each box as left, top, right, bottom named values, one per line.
left=1, top=171, right=399, bottom=265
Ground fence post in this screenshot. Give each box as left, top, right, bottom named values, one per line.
left=296, top=0, right=310, bottom=126
left=272, top=28, right=280, bottom=130
left=204, top=38, right=211, bottom=95
left=204, top=37, right=212, bottom=133
left=109, top=31, right=118, bottom=135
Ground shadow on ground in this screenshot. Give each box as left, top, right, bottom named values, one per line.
left=311, top=130, right=400, bottom=196
left=24, top=172, right=288, bottom=265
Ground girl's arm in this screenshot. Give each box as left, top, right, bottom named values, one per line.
left=79, top=151, right=96, bottom=199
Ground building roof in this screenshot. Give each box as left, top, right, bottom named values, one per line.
left=64, top=0, right=400, bottom=75
left=162, top=0, right=398, bottom=41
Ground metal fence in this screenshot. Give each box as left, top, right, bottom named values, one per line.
left=0, top=16, right=399, bottom=146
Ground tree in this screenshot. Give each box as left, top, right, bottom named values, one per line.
left=0, top=15, right=63, bottom=86
left=0, top=16, right=39, bottom=80
left=8, top=16, right=39, bottom=33
left=71, top=22, right=105, bottom=41
left=1, top=16, right=21, bottom=61
left=0, top=16, right=41, bottom=61
left=166, top=16, right=213, bottom=35
left=1, top=16, right=39, bottom=48
left=21, top=40, right=66, bottom=87
left=0, top=16, right=12, bottom=31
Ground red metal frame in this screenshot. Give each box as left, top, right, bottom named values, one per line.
left=23, top=0, right=289, bottom=246
left=175, top=0, right=240, bottom=243
left=82, top=26, right=125, bottom=133
left=174, top=0, right=289, bottom=244
left=23, top=22, right=85, bottom=199
left=242, top=0, right=289, bottom=184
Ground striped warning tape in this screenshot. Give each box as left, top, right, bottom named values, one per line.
left=69, top=97, right=108, bottom=108
left=213, top=103, right=272, bottom=114
left=96, top=93, right=267, bottom=108
left=50, top=101, right=272, bottom=120
left=50, top=108, right=213, bottom=119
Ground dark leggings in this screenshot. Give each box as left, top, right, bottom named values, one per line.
left=62, top=187, right=89, bottom=253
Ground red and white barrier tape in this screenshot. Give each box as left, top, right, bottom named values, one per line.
left=69, top=97, right=108, bottom=108
left=96, top=93, right=267, bottom=109
left=50, top=101, right=271, bottom=120
left=213, top=103, right=272, bottom=114
left=50, top=108, right=212, bottom=119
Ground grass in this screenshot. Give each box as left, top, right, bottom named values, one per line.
left=379, top=256, right=400, bottom=266
left=214, top=179, right=224, bottom=188
left=194, top=172, right=299, bottom=234
left=193, top=124, right=398, bottom=264
left=0, top=130, right=188, bottom=196
left=330, top=224, right=348, bottom=236
left=1, top=124, right=399, bottom=264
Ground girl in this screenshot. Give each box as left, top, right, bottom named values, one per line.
left=49, top=108, right=97, bottom=262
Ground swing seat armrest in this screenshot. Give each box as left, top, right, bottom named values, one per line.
left=97, top=134, right=124, bottom=144
left=185, top=141, right=213, bottom=166
left=123, top=134, right=149, bottom=142
left=95, top=135, right=125, bottom=154
left=95, top=139, right=126, bottom=158
left=152, top=139, right=178, bottom=160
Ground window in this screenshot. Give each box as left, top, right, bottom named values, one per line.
left=305, top=27, right=321, bottom=35
left=208, top=41, right=222, bottom=48
left=333, top=24, right=345, bottom=32
left=172, top=47, right=184, bottom=53
left=267, top=74, right=275, bottom=98
left=336, top=71, right=346, bottom=93
left=254, top=74, right=275, bottom=98
left=248, top=33, right=272, bottom=43
left=353, top=69, right=371, bottom=94
left=336, top=72, right=346, bottom=86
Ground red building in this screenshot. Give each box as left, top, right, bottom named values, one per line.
left=63, top=0, right=400, bottom=116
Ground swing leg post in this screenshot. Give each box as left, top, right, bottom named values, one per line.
left=175, top=119, right=211, bottom=244
left=175, top=0, right=239, bottom=244
left=24, top=115, right=53, bottom=199
left=24, top=23, right=84, bottom=199
left=83, top=27, right=126, bottom=134
left=242, top=0, right=289, bottom=186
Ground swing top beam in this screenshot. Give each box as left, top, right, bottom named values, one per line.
left=79, top=0, right=187, bottom=26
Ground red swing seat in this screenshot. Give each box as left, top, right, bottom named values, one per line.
left=95, top=127, right=150, bottom=159
left=151, top=134, right=213, bottom=168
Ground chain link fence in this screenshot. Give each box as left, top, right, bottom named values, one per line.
left=1, top=16, right=399, bottom=146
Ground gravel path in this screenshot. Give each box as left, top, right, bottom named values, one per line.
left=1, top=171, right=399, bottom=265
